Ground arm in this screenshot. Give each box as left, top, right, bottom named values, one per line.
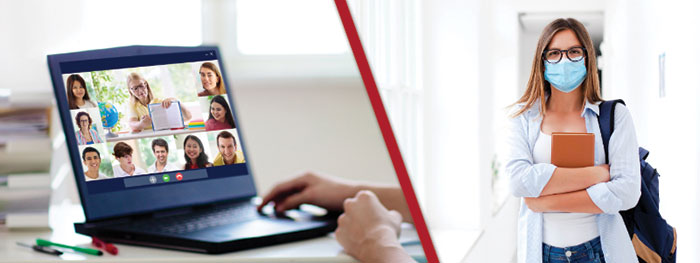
left=506, top=110, right=557, bottom=197
left=524, top=189, right=603, bottom=213
left=258, top=172, right=412, bottom=223
left=180, top=103, right=192, bottom=121
left=127, top=104, right=151, bottom=132
left=586, top=105, right=641, bottom=214
left=528, top=106, right=641, bottom=214
left=354, top=183, right=412, bottom=223
left=335, top=191, right=416, bottom=263
left=506, top=108, right=610, bottom=197
left=128, top=116, right=152, bottom=132
left=539, top=165, right=610, bottom=196
left=128, top=116, right=143, bottom=132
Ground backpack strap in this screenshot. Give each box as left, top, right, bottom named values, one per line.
left=598, top=99, right=626, bottom=164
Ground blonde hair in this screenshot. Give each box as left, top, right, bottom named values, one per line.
left=512, top=18, right=602, bottom=117
left=126, top=72, right=154, bottom=107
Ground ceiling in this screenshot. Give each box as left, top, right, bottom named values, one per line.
left=519, top=12, right=604, bottom=45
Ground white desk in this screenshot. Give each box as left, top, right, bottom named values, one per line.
left=0, top=203, right=425, bottom=262
left=105, top=128, right=203, bottom=142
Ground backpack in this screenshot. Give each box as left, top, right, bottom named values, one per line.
left=598, top=99, right=677, bottom=263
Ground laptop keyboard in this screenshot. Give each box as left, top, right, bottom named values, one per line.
left=129, top=203, right=261, bottom=235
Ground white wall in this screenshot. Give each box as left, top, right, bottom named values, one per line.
left=421, top=0, right=481, bottom=232
left=0, top=0, right=202, bottom=95
left=604, top=0, right=700, bottom=262
left=231, top=77, right=399, bottom=194
left=0, top=0, right=82, bottom=94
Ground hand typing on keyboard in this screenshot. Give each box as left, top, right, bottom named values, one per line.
left=258, top=171, right=416, bottom=263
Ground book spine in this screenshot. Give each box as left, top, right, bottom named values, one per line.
left=5, top=213, right=49, bottom=228
left=5, top=174, right=51, bottom=188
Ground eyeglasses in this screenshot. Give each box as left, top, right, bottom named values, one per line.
left=80, top=119, right=90, bottom=123
left=129, top=84, right=147, bottom=93
left=542, top=47, right=586, bottom=64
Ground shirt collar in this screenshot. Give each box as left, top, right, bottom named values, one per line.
left=515, top=95, right=600, bottom=117
left=582, top=99, right=600, bottom=117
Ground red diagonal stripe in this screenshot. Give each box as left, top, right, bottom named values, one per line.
left=333, top=1, right=439, bottom=262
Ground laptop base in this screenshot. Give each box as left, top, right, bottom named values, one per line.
left=75, top=210, right=337, bottom=254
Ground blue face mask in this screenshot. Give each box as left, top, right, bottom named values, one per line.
left=544, top=59, right=587, bottom=93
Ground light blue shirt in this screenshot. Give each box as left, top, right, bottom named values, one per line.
left=506, top=98, right=641, bottom=263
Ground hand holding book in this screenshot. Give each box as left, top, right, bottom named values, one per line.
left=148, top=101, right=185, bottom=131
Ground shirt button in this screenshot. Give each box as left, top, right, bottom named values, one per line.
left=565, top=251, right=572, bottom=257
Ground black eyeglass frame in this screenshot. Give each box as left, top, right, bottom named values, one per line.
left=542, top=46, right=587, bottom=64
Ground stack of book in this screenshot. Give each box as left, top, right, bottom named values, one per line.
left=0, top=89, right=53, bottom=229
left=188, top=119, right=206, bottom=130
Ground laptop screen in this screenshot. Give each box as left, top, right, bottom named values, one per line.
left=49, top=46, right=257, bottom=221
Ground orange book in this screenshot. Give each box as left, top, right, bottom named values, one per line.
left=551, top=132, right=594, bottom=168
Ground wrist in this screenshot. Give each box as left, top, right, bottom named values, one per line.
left=541, top=195, right=556, bottom=211
left=595, top=166, right=608, bottom=183
left=347, top=182, right=365, bottom=198
left=587, top=166, right=603, bottom=184
left=357, top=226, right=405, bottom=262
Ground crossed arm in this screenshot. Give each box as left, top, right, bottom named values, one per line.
left=524, top=165, right=609, bottom=213
left=507, top=105, right=641, bottom=214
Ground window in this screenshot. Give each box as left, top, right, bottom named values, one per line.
left=347, top=0, right=424, bottom=202
left=236, top=0, right=349, bottom=55
left=80, top=0, right=202, bottom=49
left=203, top=0, right=355, bottom=78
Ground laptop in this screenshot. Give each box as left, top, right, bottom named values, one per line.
left=47, top=45, right=336, bottom=254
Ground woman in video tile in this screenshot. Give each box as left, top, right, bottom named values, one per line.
left=197, top=62, right=226, bottom=96
left=183, top=135, right=213, bottom=169
left=66, top=74, right=97, bottom=109
left=205, top=95, right=235, bottom=130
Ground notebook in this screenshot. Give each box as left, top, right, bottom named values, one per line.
left=551, top=132, right=595, bottom=168
left=148, top=102, right=185, bottom=130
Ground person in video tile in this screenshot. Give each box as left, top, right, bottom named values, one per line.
left=126, top=72, right=192, bottom=132
left=148, top=138, right=180, bottom=173
left=75, top=111, right=103, bottom=145
left=112, top=142, right=146, bottom=177
left=197, top=62, right=226, bottom=96
left=66, top=74, right=97, bottom=109
left=205, top=95, right=236, bottom=130
left=183, top=135, right=212, bottom=169
left=212, top=131, right=245, bottom=166
left=82, top=147, right=108, bottom=181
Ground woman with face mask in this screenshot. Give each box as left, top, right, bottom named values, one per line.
left=506, top=18, right=641, bottom=263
